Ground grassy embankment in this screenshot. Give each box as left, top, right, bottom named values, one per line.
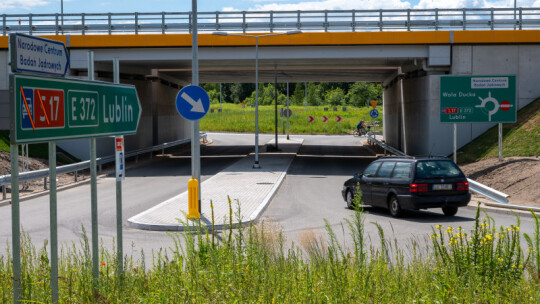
left=0, top=199, right=539, bottom=303
left=0, top=130, right=50, bottom=159
left=0, top=130, right=75, bottom=164
left=200, top=103, right=383, bottom=134
left=458, top=98, right=540, bottom=163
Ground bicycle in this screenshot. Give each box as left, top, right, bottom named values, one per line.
left=353, top=126, right=370, bottom=136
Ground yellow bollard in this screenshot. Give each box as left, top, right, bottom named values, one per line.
left=187, top=178, right=200, bottom=219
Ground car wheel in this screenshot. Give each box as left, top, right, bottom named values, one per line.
left=442, top=206, right=458, bottom=217
left=346, top=190, right=355, bottom=209
left=388, top=195, right=403, bottom=218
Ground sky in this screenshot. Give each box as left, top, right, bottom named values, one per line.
left=0, top=0, right=538, bottom=15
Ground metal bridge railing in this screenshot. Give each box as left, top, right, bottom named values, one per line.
left=0, top=133, right=206, bottom=200
left=1, top=8, right=539, bottom=36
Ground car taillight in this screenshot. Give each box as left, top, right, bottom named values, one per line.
left=457, top=182, right=469, bottom=191
left=410, top=183, right=428, bottom=193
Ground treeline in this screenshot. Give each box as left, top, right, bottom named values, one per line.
left=201, top=82, right=382, bottom=107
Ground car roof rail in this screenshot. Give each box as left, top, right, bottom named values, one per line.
left=412, top=155, right=449, bottom=159
left=378, top=155, right=414, bottom=160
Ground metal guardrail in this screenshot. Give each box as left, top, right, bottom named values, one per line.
left=1, top=8, right=539, bottom=36
left=0, top=133, right=206, bottom=200
left=468, top=179, right=509, bottom=204
left=366, top=134, right=407, bottom=156
left=366, top=134, right=511, bottom=205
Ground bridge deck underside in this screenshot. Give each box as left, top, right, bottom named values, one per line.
left=70, top=45, right=426, bottom=83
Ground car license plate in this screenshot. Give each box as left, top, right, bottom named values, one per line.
left=433, top=184, right=452, bottom=190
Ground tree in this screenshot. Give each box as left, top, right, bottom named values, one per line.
left=231, top=83, right=255, bottom=104
left=325, top=87, right=345, bottom=106
left=207, top=89, right=219, bottom=104
left=307, top=83, right=322, bottom=106
left=261, top=83, right=277, bottom=105
left=291, top=83, right=306, bottom=105
left=345, top=82, right=383, bottom=107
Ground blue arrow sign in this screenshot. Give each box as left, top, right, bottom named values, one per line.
left=370, top=109, right=379, bottom=119
left=176, top=85, right=210, bottom=121
left=10, top=33, right=70, bottom=77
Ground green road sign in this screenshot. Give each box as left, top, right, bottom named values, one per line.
left=10, top=73, right=141, bottom=144
left=440, top=75, right=516, bottom=123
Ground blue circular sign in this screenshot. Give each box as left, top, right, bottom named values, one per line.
left=370, top=109, right=379, bottom=119
left=176, top=85, right=210, bottom=121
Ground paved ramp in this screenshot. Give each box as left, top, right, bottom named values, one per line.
left=128, top=137, right=303, bottom=231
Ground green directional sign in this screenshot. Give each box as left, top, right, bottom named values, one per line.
left=10, top=73, right=142, bottom=144
left=440, top=75, right=516, bottom=123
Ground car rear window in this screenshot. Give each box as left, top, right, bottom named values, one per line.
left=392, top=162, right=411, bottom=178
left=415, top=160, right=464, bottom=178
left=376, top=161, right=395, bottom=178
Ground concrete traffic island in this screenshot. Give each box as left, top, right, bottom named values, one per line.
left=128, top=137, right=304, bottom=231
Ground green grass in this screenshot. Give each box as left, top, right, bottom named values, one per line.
left=201, top=103, right=383, bottom=134
left=457, top=98, right=540, bottom=163
left=0, top=198, right=539, bottom=303
left=0, top=130, right=48, bottom=159
left=0, top=131, right=9, bottom=153
left=0, top=130, right=77, bottom=163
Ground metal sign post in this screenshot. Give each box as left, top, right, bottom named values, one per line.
left=49, top=140, right=59, bottom=302
left=192, top=0, right=202, bottom=215
left=498, top=123, right=503, bottom=161
left=286, top=82, right=290, bottom=140
left=88, top=51, right=100, bottom=290
left=453, top=123, right=457, bottom=163
left=305, top=82, right=308, bottom=111
left=280, top=108, right=284, bottom=134
left=113, top=58, right=124, bottom=277
left=274, top=75, right=278, bottom=150
left=10, top=145, right=21, bottom=303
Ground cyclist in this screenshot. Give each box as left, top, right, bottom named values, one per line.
left=356, top=120, right=366, bottom=134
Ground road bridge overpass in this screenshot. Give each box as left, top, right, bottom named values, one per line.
left=2, top=9, right=540, bottom=158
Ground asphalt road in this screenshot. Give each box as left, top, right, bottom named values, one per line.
left=0, top=133, right=273, bottom=260
left=0, top=132, right=536, bottom=262
left=264, top=135, right=538, bottom=254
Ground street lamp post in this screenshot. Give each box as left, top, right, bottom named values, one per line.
left=514, top=0, right=517, bottom=30
left=212, top=30, right=302, bottom=168
left=61, top=0, right=64, bottom=34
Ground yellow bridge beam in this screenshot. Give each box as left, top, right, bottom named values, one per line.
left=2, top=30, right=540, bottom=49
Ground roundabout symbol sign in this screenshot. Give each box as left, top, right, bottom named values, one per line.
left=475, top=92, right=513, bottom=121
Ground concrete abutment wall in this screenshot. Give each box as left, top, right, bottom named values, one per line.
left=385, top=44, right=540, bottom=157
